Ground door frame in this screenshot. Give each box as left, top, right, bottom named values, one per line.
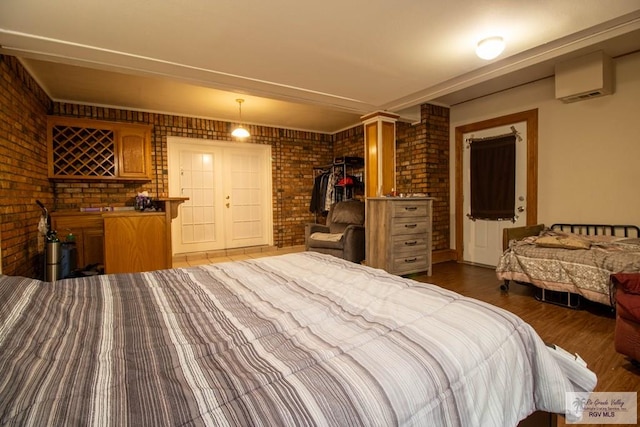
left=167, top=136, right=274, bottom=254
left=454, top=109, right=538, bottom=262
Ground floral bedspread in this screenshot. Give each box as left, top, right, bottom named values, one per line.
left=496, top=230, right=640, bottom=306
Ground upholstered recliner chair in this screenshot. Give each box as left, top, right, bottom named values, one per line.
left=305, top=199, right=365, bottom=263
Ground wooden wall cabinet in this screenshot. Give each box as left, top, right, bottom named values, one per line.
left=366, top=197, right=433, bottom=276
left=47, top=116, right=152, bottom=181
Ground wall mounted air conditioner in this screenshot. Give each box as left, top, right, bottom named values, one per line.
left=555, top=51, right=614, bottom=103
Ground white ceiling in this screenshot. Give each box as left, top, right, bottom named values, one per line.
left=1, top=1, right=640, bottom=133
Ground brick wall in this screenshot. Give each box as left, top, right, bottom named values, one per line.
left=273, top=130, right=333, bottom=246
left=333, top=125, right=366, bottom=200
left=333, top=107, right=450, bottom=252
left=0, top=55, right=53, bottom=277
left=1, top=54, right=450, bottom=276
left=396, top=104, right=452, bottom=251
left=50, top=103, right=334, bottom=249
left=421, top=104, right=450, bottom=251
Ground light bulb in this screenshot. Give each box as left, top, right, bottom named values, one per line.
left=231, top=126, right=250, bottom=138
left=476, top=36, right=505, bottom=60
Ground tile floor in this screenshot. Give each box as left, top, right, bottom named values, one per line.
left=172, top=245, right=305, bottom=268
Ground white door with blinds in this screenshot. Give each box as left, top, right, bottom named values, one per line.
left=168, top=137, right=273, bottom=254
left=462, top=122, right=527, bottom=267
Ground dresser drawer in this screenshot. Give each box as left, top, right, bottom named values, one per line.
left=392, top=202, right=429, bottom=218
left=392, top=254, right=428, bottom=274
left=393, top=234, right=428, bottom=254
left=391, top=218, right=428, bottom=235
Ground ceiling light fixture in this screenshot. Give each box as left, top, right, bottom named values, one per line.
left=231, top=99, right=250, bottom=138
left=476, top=36, right=505, bottom=60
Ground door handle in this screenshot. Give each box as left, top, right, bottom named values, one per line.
left=226, top=203, right=230, bottom=208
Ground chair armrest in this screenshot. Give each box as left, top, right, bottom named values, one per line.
left=305, top=223, right=330, bottom=249
left=342, top=225, right=366, bottom=263
left=343, top=224, right=365, bottom=237
left=612, top=273, right=640, bottom=295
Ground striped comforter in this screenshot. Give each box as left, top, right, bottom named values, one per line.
left=0, top=252, right=595, bottom=426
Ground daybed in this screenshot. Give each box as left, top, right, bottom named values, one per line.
left=1, top=252, right=596, bottom=426
left=497, top=223, right=640, bottom=307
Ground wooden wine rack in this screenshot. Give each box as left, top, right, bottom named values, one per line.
left=51, top=125, right=117, bottom=177
left=47, top=117, right=152, bottom=181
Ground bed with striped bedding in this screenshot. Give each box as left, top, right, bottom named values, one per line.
left=0, top=252, right=595, bottom=426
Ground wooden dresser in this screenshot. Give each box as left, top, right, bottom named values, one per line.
left=365, top=197, right=433, bottom=276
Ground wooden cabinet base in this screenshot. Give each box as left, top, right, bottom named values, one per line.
left=51, top=198, right=186, bottom=275
left=104, top=214, right=168, bottom=274
left=50, top=213, right=104, bottom=270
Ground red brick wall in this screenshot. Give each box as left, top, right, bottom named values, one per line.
left=422, top=104, right=450, bottom=251
left=333, top=125, right=366, bottom=200
left=50, top=103, right=333, bottom=248
left=397, top=104, right=450, bottom=251
left=339, top=105, right=451, bottom=252
left=272, top=130, right=333, bottom=246
left=334, top=125, right=365, bottom=159
left=1, top=54, right=450, bottom=277
left=0, top=55, right=53, bottom=277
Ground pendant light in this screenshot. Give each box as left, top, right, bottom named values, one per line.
left=231, top=99, right=250, bottom=138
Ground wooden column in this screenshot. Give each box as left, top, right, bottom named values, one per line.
left=362, top=111, right=399, bottom=197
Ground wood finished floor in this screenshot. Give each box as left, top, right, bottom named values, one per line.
left=415, top=261, right=640, bottom=427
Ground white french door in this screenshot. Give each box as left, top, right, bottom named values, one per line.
left=168, top=137, right=273, bottom=254
left=462, top=122, right=527, bottom=266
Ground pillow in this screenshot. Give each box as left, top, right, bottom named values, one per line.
left=310, top=232, right=343, bottom=242
left=535, top=235, right=591, bottom=250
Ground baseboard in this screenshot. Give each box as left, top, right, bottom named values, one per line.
left=433, top=249, right=457, bottom=264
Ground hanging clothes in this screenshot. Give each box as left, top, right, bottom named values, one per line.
left=310, top=159, right=364, bottom=215
left=310, top=168, right=344, bottom=214
left=310, top=171, right=328, bottom=214
left=323, top=170, right=340, bottom=211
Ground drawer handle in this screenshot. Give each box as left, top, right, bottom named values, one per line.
left=404, top=224, right=417, bottom=229
left=404, top=240, right=418, bottom=246
left=404, top=257, right=418, bottom=263
left=404, top=206, right=418, bottom=211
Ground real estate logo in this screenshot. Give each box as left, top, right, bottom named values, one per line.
left=566, top=392, right=637, bottom=424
